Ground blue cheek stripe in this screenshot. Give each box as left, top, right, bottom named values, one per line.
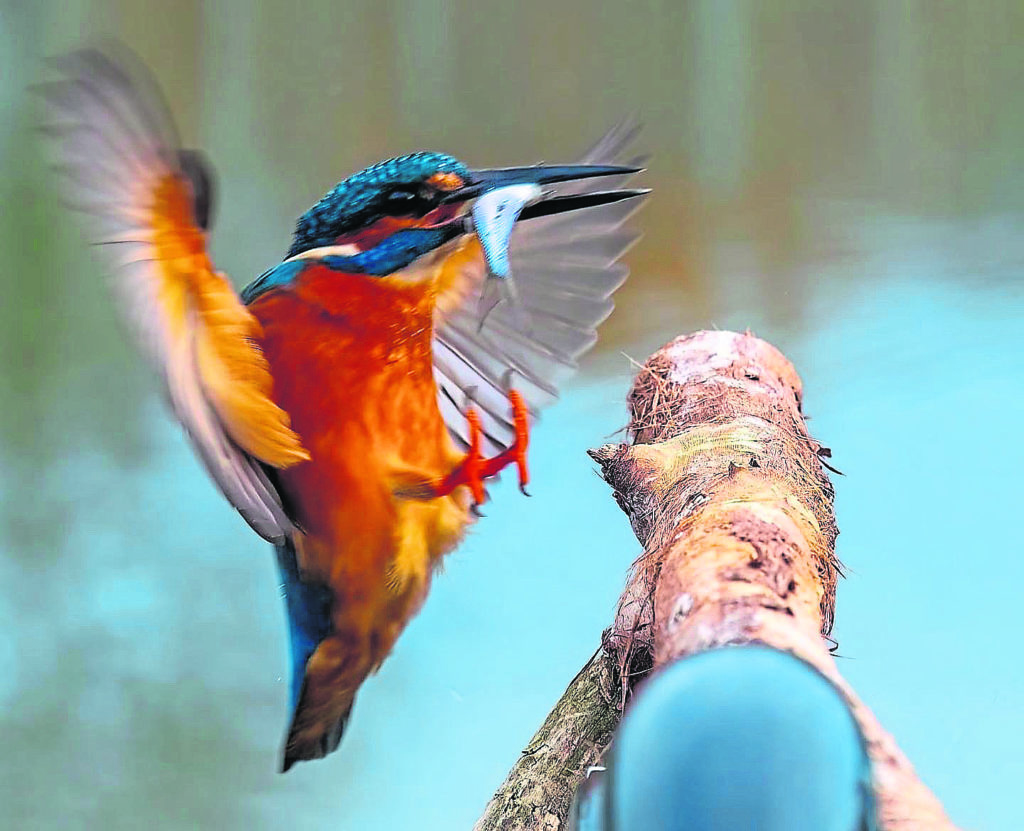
left=323, top=225, right=462, bottom=276
left=241, top=225, right=463, bottom=304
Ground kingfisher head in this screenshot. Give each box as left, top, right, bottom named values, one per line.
left=279, top=152, right=643, bottom=281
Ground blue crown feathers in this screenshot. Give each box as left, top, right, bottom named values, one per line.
left=288, top=152, right=469, bottom=257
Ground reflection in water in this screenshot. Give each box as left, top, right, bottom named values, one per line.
left=1, top=2, right=1022, bottom=829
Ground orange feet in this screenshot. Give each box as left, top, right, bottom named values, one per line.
left=430, top=389, right=530, bottom=509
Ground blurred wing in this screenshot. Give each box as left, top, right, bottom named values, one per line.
left=433, top=120, right=645, bottom=455
left=39, top=49, right=308, bottom=542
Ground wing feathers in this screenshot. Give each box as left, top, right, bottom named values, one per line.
left=432, top=121, right=645, bottom=454
left=42, top=49, right=307, bottom=542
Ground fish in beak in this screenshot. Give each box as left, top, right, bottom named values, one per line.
left=447, top=164, right=647, bottom=323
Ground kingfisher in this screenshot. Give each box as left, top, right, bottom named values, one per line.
left=41, top=49, right=645, bottom=771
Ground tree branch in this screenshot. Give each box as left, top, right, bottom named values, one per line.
left=474, top=331, right=958, bottom=831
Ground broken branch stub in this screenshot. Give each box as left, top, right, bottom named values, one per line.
left=595, top=330, right=840, bottom=673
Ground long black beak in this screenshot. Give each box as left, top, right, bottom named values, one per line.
left=516, top=187, right=650, bottom=220
left=442, top=163, right=644, bottom=207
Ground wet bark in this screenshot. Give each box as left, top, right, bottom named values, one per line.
left=473, top=330, right=958, bottom=831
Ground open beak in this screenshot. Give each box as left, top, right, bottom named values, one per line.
left=445, top=164, right=647, bottom=280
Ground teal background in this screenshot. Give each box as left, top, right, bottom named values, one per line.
left=1, top=2, right=1021, bottom=828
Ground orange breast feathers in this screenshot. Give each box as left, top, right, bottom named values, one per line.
left=245, top=260, right=472, bottom=582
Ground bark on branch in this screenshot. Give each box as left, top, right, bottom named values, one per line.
left=474, top=330, right=958, bottom=831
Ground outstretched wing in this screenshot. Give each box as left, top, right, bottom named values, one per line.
left=433, top=121, right=645, bottom=455
left=39, top=49, right=309, bottom=542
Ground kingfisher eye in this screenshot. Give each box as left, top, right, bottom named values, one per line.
left=383, top=188, right=434, bottom=217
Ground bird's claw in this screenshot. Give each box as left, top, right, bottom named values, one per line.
left=427, top=389, right=530, bottom=510
left=507, top=388, right=530, bottom=495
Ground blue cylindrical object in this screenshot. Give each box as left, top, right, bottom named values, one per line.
left=572, top=645, right=876, bottom=831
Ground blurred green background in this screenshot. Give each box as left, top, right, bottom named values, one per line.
left=1, top=1, right=1022, bottom=828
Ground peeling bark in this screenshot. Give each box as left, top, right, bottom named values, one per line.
left=474, top=331, right=958, bottom=831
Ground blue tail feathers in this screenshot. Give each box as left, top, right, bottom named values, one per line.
left=275, top=539, right=358, bottom=772
left=275, top=539, right=333, bottom=713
